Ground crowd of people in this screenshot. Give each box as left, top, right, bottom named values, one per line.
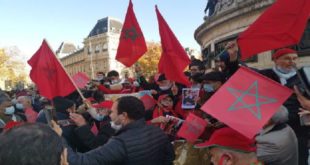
left=0, top=41, right=310, bottom=165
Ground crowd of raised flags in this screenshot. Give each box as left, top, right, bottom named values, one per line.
left=0, top=0, right=310, bottom=164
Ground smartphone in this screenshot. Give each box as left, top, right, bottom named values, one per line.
left=43, top=107, right=53, bottom=127
left=57, top=119, right=76, bottom=127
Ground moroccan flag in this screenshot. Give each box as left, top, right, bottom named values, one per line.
left=177, top=113, right=208, bottom=143
left=72, top=72, right=90, bottom=88
left=238, top=0, right=310, bottom=60
left=140, top=94, right=157, bottom=110
left=155, top=6, right=191, bottom=86
left=115, top=0, right=147, bottom=67
left=28, top=40, right=76, bottom=99
left=201, top=66, right=292, bottom=138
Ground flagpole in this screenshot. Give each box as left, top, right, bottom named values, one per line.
left=214, top=48, right=227, bottom=59
left=44, top=39, right=86, bottom=100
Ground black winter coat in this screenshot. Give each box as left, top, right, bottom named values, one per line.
left=260, top=69, right=309, bottom=136
left=74, top=117, right=115, bottom=150
left=68, top=118, right=175, bottom=165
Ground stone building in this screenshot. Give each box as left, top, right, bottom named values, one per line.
left=195, top=0, right=310, bottom=69
left=60, top=17, right=123, bottom=78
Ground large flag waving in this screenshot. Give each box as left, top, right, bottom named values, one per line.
left=238, top=0, right=310, bottom=60
left=115, top=0, right=147, bottom=67
left=155, top=6, right=191, bottom=86
left=28, top=40, right=76, bottom=99
left=201, top=66, right=292, bottom=138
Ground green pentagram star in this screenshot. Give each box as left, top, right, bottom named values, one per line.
left=227, top=81, right=278, bottom=120
left=122, top=26, right=139, bottom=41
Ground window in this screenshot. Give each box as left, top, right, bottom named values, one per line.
left=95, top=45, right=100, bottom=53
left=88, top=46, right=92, bottom=55
left=102, top=43, right=108, bottom=51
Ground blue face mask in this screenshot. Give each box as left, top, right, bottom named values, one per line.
left=16, top=103, right=24, bottom=110
left=203, top=84, right=214, bottom=93
left=276, top=66, right=295, bottom=74
left=94, top=114, right=105, bottom=121
left=5, top=106, right=15, bottom=115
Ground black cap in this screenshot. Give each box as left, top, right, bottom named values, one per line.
left=52, top=96, right=74, bottom=114
left=203, top=72, right=226, bottom=83
left=156, top=74, right=167, bottom=82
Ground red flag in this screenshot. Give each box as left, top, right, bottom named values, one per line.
left=201, top=66, right=292, bottom=138
left=177, top=113, right=207, bottom=143
left=238, top=0, right=310, bottom=60
left=72, top=72, right=90, bottom=88
left=28, top=40, right=76, bottom=99
left=140, top=94, right=157, bottom=110
left=115, top=0, right=147, bottom=67
left=155, top=6, right=191, bottom=86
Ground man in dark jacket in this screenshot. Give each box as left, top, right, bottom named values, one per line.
left=226, top=41, right=309, bottom=165
left=67, top=96, right=175, bottom=165
left=70, top=100, right=115, bottom=149
left=37, top=96, right=88, bottom=153
left=259, top=48, right=308, bottom=165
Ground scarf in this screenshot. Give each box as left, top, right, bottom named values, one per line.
left=272, top=66, right=296, bottom=85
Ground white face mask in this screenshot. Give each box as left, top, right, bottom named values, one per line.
left=5, top=106, right=15, bottom=115
left=111, top=79, right=120, bottom=84
left=192, top=83, right=201, bottom=89
left=110, top=121, right=122, bottom=131
left=16, top=103, right=24, bottom=110
left=97, top=76, right=104, bottom=81
left=159, top=86, right=171, bottom=91
left=94, top=114, right=105, bottom=121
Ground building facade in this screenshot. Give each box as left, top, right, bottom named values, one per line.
left=60, top=17, right=123, bottom=78
left=195, top=0, right=310, bottom=69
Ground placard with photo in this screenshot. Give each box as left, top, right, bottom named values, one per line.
left=182, top=88, right=200, bottom=109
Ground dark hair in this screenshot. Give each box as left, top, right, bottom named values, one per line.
left=92, top=90, right=105, bottom=103
left=107, top=70, right=119, bottom=78
left=97, top=72, right=105, bottom=76
left=191, top=73, right=205, bottom=83
left=0, top=91, right=10, bottom=105
left=0, top=123, right=64, bottom=165
left=116, top=96, right=145, bottom=120
left=204, top=71, right=226, bottom=83
left=189, top=60, right=205, bottom=71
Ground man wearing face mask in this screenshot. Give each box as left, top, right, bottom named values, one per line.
left=70, top=101, right=115, bottom=149
left=200, top=71, right=226, bottom=103
left=96, top=70, right=131, bottom=94
left=37, top=96, right=88, bottom=153
left=227, top=43, right=309, bottom=165
left=0, top=91, right=23, bottom=132
left=66, top=96, right=175, bottom=165
left=151, top=74, right=181, bottom=100
left=257, top=48, right=309, bottom=165
left=17, top=96, right=38, bottom=123
left=96, top=72, right=106, bottom=85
